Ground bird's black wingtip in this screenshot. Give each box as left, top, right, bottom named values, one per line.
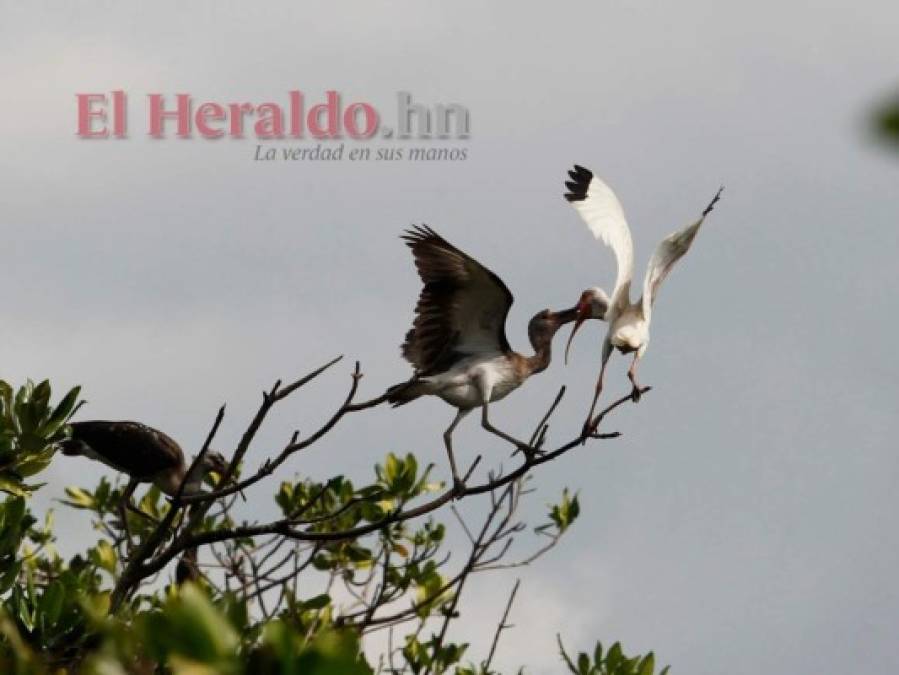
left=400, top=224, right=439, bottom=246
left=563, top=164, right=593, bottom=202
left=701, top=186, right=725, bottom=218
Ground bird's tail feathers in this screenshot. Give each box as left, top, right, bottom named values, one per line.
left=56, top=439, right=82, bottom=456
left=386, top=379, right=427, bottom=407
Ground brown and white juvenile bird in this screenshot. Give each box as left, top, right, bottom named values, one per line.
left=387, top=226, right=584, bottom=491
left=59, top=420, right=229, bottom=528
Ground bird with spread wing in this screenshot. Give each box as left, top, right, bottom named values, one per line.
left=561, top=164, right=723, bottom=434
left=387, top=226, right=582, bottom=492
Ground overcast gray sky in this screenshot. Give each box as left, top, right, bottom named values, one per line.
left=2, top=1, right=899, bottom=673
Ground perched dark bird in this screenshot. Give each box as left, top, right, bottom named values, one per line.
left=387, top=226, right=582, bottom=491
left=59, top=421, right=229, bottom=523
left=561, top=164, right=723, bottom=432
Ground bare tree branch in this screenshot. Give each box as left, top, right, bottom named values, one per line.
left=483, top=579, right=521, bottom=672
left=106, top=358, right=647, bottom=615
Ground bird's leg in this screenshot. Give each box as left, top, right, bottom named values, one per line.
left=117, top=479, right=138, bottom=545
left=479, top=400, right=535, bottom=459
left=627, top=351, right=644, bottom=403
left=583, top=339, right=613, bottom=440
left=583, top=365, right=608, bottom=437
left=443, top=409, right=470, bottom=495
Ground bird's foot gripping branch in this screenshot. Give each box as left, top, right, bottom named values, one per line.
left=0, top=370, right=658, bottom=674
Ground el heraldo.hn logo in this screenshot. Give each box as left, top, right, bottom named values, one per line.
left=76, top=90, right=471, bottom=160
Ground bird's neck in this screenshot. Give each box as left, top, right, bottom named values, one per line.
left=171, top=463, right=206, bottom=496
left=526, top=326, right=561, bottom=374
left=524, top=342, right=553, bottom=376
left=525, top=345, right=552, bottom=375
left=523, top=307, right=577, bottom=376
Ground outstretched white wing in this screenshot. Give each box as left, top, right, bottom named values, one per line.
left=642, top=187, right=723, bottom=317
left=564, top=165, right=634, bottom=310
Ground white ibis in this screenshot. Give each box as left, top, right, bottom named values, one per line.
left=59, top=421, right=229, bottom=527
left=562, top=164, right=723, bottom=432
left=387, top=226, right=581, bottom=491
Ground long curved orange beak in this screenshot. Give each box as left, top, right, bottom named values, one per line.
left=564, top=301, right=591, bottom=365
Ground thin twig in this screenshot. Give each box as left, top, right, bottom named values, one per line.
left=483, top=579, right=521, bottom=672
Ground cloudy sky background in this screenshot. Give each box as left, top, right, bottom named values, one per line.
left=2, top=1, right=899, bottom=672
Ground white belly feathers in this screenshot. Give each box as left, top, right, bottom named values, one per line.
left=425, top=354, right=523, bottom=410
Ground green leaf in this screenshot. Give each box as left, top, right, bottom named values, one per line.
left=91, top=540, right=118, bottom=574
left=1, top=495, right=27, bottom=528
left=385, top=453, right=399, bottom=484
left=606, top=643, right=623, bottom=671
left=15, top=448, right=55, bottom=477
left=638, top=653, right=655, bottom=675
left=0, top=381, right=13, bottom=414
left=40, top=581, right=65, bottom=625
left=593, top=641, right=604, bottom=668
left=42, top=385, right=82, bottom=437
left=0, top=476, right=31, bottom=498
left=178, top=584, right=240, bottom=656
left=143, top=584, right=240, bottom=666
left=548, top=489, right=581, bottom=533
left=301, top=594, right=332, bottom=611
left=0, top=561, right=22, bottom=594
left=577, top=652, right=590, bottom=675
left=296, top=629, right=371, bottom=675
left=63, top=486, right=97, bottom=510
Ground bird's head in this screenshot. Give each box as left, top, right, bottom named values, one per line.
left=56, top=437, right=88, bottom=456
left=196, top=450, right=246, bottom=499
left=182, top=450, right=239, bottom=497
left=56, top=422, right=88, bottom=455
left=527, top=302, right=592, bottom=355
left=527, top=309, right=564, bottom=350
left=199, top=450, right=230, bottom=480
left=564, top=287, right=610, bottom=364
